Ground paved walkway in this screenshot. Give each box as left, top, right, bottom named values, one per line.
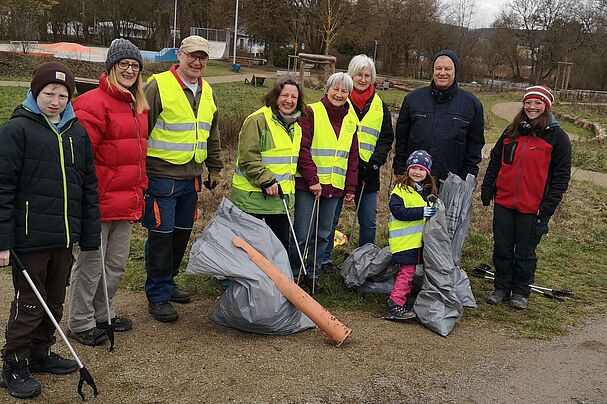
left=490, top=102, right=607, bottom=187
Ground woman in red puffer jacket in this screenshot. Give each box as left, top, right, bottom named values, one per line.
left=68, top=39, right=148, bottom=346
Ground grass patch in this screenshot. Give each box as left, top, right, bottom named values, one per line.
left=572, top=139, right=607, bottom=172
left=0, top=87, right=27, bottom=123
left=555, top=103, right=607, bottom=129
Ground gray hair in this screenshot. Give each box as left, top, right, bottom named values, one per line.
left=324, top=72, right=353, bottom=93
left=347, top=54, right=376, bottom=83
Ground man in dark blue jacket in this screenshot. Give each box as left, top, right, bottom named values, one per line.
left=393, top=50, right=485, bottom=181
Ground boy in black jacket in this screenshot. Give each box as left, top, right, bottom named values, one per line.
left=0, top=62, right=100, bottom=399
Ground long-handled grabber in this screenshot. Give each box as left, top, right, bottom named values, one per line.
left=471, top=263, right=573, bottom=300
left=277, top=184, right=307, bottom=279
left=312, top=196, right=320, bottom=294
left=99, top=236, right=115, bottom=352
left=345, top=183, right=365, bottom=258
left=9, top=250, right=99, bottom=400
left=297, top=196, right=318, bottom=284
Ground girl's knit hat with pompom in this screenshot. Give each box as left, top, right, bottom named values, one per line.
left=406, top=150, right=433, bottom=174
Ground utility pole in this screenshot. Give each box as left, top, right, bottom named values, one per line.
left=232, top=0, right=239, bottom=65
left=373, top=40, right=378, bottom=61
left=172, top=0, right=177, bottom=48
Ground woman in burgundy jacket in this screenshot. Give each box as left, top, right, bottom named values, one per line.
left=291, top=72, right=359, bottom=294
left=68, top=39, right=148, bottom=345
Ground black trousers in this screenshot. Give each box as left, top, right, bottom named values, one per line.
left=249, top=213, right=290, bottom=251
left=2, top=247, right=72, bottom=362
left=492, top=205, right=548, bottom=297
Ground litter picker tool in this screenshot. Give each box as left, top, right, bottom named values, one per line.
left=471, top=263, right=574, bottom=300
left=297, top=197, right=318, bottom=284
left=345, top=183, right=365, bottom=258
left=99, top=236, right=115, bottom=352
left=277, top=184, right=306, bottom=278
left=312, top=195, right=320, bottom=294
left=9, top=250, right=99, bottom=400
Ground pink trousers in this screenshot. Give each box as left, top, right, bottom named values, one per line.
left=389, top=264, right=416, bottom=306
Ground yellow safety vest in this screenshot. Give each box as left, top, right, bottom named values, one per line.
left=302, top=101, right=358, bottom=190
left=147, top=71, right=216, bottom=164
left=232, top=106, right=302, bottom=195
left=388, top=184, right=428, bottom=254
left=348, top=94, right=384, bottom=163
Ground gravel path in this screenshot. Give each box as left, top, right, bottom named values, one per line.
left=1, top=269, right=606, bottom=403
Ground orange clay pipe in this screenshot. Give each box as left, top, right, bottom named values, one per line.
left=233, top=236, right=352, bottom=347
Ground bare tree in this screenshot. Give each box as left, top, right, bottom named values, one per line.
left=318, top=0, right=354, bottom=54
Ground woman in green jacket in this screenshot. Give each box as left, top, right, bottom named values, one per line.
left=230, top=78, right=306, bottom=249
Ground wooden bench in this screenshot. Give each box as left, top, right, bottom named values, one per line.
left=234, top=56, right=255, bottom=67
left=75, top=77, right=99, bottom=94
left=244, top=75, right=266, bottom=86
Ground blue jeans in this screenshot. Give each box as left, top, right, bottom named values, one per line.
left=291, top=190, right=340, bottom=280
left=324, top=191, right=377, bottom=264
left=142, top=176, right=198, bottom=303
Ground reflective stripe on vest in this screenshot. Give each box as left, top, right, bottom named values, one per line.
left=349, top=94, right=384, bottom=163
left=232, top=106, right=302, bottom=194
left=302, top=101, right=357, bottom=190
left=147, top=71, right=216, bottom=164
left=388, top=185, right=427, bottom=254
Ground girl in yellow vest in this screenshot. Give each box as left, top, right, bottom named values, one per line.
left=386, top=150, right=437, bottom=320
left=230, top=78, right=306, bottom=249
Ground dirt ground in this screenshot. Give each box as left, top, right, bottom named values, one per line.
left=0, top=270, right=605, bottom=404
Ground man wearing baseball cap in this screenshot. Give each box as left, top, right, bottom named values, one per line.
left=143, top=35, right=223, bottom=322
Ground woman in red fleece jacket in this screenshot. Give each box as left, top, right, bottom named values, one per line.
left=68, top=39, right=148, bottom=345
left=480, top=85, right=571, bottom=310
left=291, top=72, right=359, bottom=294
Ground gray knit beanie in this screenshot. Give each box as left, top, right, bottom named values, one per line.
left=105, top=38, right=143, bottom=73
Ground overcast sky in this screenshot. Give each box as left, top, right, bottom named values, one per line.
left=467, top=0, right=510, bottom=27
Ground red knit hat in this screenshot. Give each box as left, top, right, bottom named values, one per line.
left=522, top=85, right=554, bottom=109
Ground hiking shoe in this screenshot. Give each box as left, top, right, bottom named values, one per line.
left=510, top=294, right=529, bottom=310
left=384, top=299, right=416, bottom=321
left=68, top=327, right=108, bottom=346
left=321, top=262, right=340, bottom=274
left=29, top=352, right=78, bottom=375
left=170, top=287, right=191, bottom=304
left=486, top=289, right=509, bottom=305
left=97, top=316, right=133, bottom=332
left=303, top=278, right=326, bottom=295
left=1, top=361, right=41, bottom=399
left=148, top=301, right=178, bottom=322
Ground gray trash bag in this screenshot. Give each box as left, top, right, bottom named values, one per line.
left=341, top=244, right=398, bottom=294
left=185, top=198, right=315, bottom=335
left=438, top=173, right=477, bottom=308
left=413, top=199, right=464, bottom=337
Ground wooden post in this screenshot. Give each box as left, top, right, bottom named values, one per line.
left=299, top=58, right=305, bottom=86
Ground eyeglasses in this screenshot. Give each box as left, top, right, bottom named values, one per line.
left=117, top=61, right=140, bottom=72
left=182, top=51, right=208, bottom=63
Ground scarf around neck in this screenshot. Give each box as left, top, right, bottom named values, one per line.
left=350, top=84, right=374, bottom=112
